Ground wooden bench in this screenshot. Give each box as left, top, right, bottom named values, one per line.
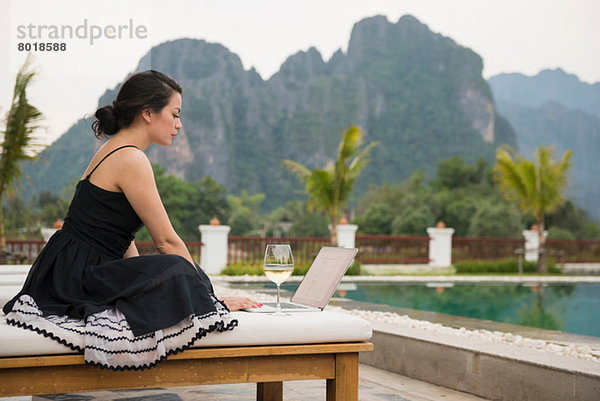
left=0, top=341, right=373, bottom=400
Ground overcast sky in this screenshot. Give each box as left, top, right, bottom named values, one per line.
left=1, top=0, right=599, bottom=146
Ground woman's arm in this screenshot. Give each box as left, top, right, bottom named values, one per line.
left=123, top=240, right=139, bottom=258
left=115, top=149, right=260, bottom=311
left=117, top=149, right=195, bottom=266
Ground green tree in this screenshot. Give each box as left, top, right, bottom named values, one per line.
left=36, top=182, right=75, bottom=227
left=467, top=200, right=522, bottom=237
left=546, top=200, right=600, bottom=239
left=229, top=212, right=253, bottom=236
left=0, top=55, right=44, bottom=260
left=3, top=195, right=37, bottom=239
left=262, top=201, right=329, bottom=238
left=356, top=202, right=394, bottom=234
left=227, top=190, right=265, bottom=236
left=494, top=145, right=572, bottom=273
left=283, top=126, right=377, bottom=245
left=436, top=195, right=478, bottom=236
left=546, top=227, right=575, bottom=240
left=433, top=156, right=490, bottom=190
left=391, top=205, right=435, bottom=235
left=289, top=213, right=329, bottom=238
left=137, top=166, right=230, bottom=241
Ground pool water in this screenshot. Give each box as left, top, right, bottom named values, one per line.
left=234, top=282, right=600, bottom=338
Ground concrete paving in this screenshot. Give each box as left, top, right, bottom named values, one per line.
left=0, top=364, right=489, bottom=401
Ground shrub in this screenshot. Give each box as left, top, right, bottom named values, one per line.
left=221, top=263, right=313, bottom=276
left=454, top=258, right=561, bottom=274
left=220, top=263, right=263, bottom=276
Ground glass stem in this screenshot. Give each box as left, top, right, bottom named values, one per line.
left=276, top=284, right=282, bottom=314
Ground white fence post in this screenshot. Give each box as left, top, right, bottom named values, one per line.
left=199, top=220, right=231, bottom=274
left=522, top=228, right=548, bottom=262
left=41, top=219, right=63, bottom=242
left=427, top=225, right=455, bottom=268
left=40, top=228, right=58, bottom=242
left=337, top=223, right=358, bottom=249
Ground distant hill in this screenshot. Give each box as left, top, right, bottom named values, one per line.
left=489, top=70, right=600, bottom=220
left=489, top=69, right=600, bottom=118
left=22, top=14, right=517, bottom=212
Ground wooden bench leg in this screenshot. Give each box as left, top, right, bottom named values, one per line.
left=326, top=353, right=358, bottom=401
left=257, top=381, right=283, bottom=401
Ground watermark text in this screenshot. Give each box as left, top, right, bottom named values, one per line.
left=16, top=19, right=148, bottom=45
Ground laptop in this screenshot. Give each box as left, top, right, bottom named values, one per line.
left=245, top=246, right=358, bottom=313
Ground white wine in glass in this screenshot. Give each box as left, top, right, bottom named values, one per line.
left=263, top=244, right=294, bottom=315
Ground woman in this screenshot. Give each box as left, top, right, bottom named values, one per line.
left=2, top=70, right=259, bottom=370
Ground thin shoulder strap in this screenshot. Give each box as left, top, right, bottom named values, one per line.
left=85, top=145, right=139, bottom=180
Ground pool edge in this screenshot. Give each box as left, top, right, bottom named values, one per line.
left=361, top=320, right=600, bottom=401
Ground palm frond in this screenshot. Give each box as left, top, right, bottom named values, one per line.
left=494, top=145, right=572, bottom=220
left=282, top=159, right=311, bottom=181
left=0, top=54, right=44, bottom=196
left=281, top=125, right=376, bottom=229
left=348, top=141, right=378, bottom=176
left=494, top=148, right=527, bottom=203
left=305, top=169, right=334, bottom=212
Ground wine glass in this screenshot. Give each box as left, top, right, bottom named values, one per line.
left=263, top=244, right=294, bottom=315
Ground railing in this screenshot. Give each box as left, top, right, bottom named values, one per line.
left=355, top=234, right=430, bottom=264
left=228, top=236, right=330, bottom=266
left=135, top=241, right=203, bottom=263
left=5, top=240, right=46, bottom=264
left=6, top=236, right=600, bottom=268
left=3, top=239, right=202, bottom=265
left=546, top=239, right=600, bottom=263
left=452, top=237, right=600, bottom=263
left=452, top=237, right=525, bottom=261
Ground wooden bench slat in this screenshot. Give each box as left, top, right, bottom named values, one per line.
left=0, top=342, right=374, bottom=369
left=0, top=342, right=373, bottom=400
left=257, top=382, right=283, bottom=401
left=0, top=353, right=338, bottom=397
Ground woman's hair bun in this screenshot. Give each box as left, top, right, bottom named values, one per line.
left=92, top=104, right=120, bottom=138
left=91, top=70, right=183, bottom=139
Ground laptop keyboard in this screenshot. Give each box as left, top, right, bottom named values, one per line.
left=261, top=302, right=311, bottom=309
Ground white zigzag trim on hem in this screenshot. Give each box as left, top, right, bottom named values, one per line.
left=5, top=294, right=238, bottom=371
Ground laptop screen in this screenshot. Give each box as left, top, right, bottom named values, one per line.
left=291, top=247, right=358, bottom=309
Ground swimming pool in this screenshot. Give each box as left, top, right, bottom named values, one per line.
left=230, top=281, right=600, bottom=338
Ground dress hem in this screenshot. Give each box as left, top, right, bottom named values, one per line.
left=6, top=315, right=239, bottom=372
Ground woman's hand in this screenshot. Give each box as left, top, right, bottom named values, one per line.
left=220, top=297, right=262, bottom=311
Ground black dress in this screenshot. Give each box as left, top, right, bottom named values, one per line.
left=2, top=145, right=237, bottom=370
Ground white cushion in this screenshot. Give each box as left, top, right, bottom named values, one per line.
left=0, top=275, right=27, bottom=286
left=0, top=311, right=371, bottom=357
left=0, top=286, right=22, bottom=306
left=0, top=265, right=31, bottom=275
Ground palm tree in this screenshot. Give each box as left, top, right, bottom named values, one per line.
left=0, top=55, right=44, bottom=261
left=494, top=145, right=572, bottom=273
left=283, top=126, right=377, bottom=245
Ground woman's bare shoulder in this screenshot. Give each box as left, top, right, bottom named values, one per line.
left=117, top=145, right=148, bottom=163
left=116, top=146, right=152, bottom=178
left=83, top=145, right=151, bottom=191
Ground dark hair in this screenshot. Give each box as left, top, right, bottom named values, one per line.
left=92, top=70, right=183, bottom=138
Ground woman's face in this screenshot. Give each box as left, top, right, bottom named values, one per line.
left=148, top=92, right=183, bottom=146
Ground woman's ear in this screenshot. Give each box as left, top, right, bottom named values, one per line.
left=141, top=108, right=153, bottom=124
